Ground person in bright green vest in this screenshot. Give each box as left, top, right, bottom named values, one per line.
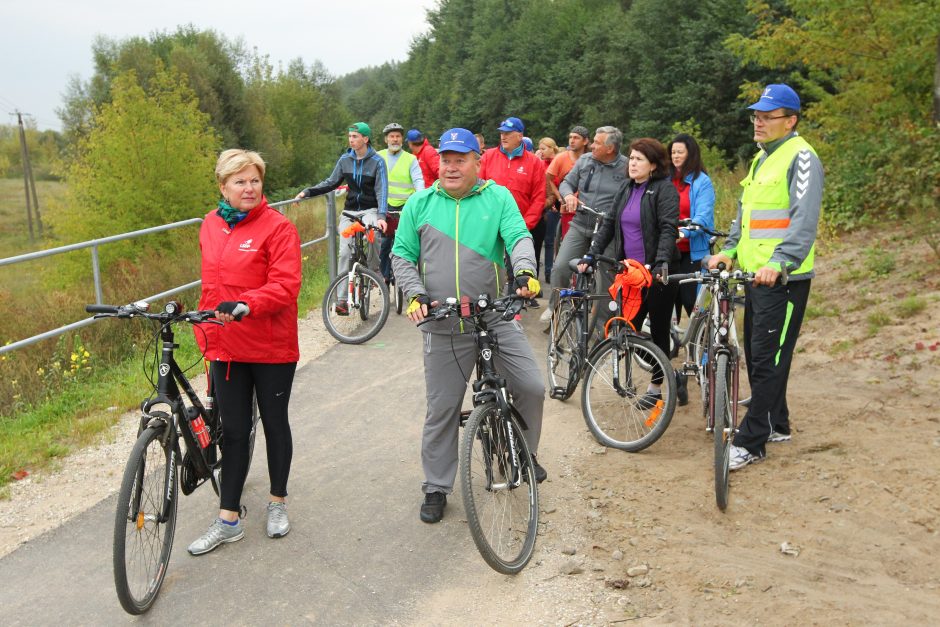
left=377, top=122, right=425, bottom=285
left=709, top=83, right=824, bottom=471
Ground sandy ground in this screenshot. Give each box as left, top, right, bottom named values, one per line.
left=1, top=227, right=938, bottom=625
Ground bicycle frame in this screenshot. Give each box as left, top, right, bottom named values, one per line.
left=141, top=323, right=219, bottom=520
left=704, top=278, right=741, bottom=435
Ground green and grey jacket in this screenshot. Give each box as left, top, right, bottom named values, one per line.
left=391, top=179, right=536, bottom=334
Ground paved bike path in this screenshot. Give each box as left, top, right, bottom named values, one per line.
left=0, top=312, right=560, bottom=624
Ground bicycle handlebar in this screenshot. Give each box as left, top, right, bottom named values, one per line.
left=342, top=211, right=385, bottom=231
left=666, top=265, right=756, bottom=285
left=678, top=219, right=728, bottom=239
left=576, top=203, right=613, bottom=221
left=85, top=301, right=221, bottom=324
left=417, top=294, right=527, bottom=327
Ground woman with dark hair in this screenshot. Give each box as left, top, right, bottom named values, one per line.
left=668, top=134, right=715, bottom=320
left=581, top=138, right=679, bottom=405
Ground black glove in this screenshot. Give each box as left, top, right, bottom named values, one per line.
left=651, top=263, right=668, bottom=283
left=513, top=270, right=540, bottom=294
left=216, top=301, right=249, bottom=321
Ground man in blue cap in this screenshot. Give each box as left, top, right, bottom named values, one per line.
left=708, top=83, right=824, bottom=471
left=406, top=128, right=439, bottom=185
left=391, top=128, right=547, bottom=523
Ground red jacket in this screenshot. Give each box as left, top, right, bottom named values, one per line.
left=412, top=140, right=439, bottom=184
left=195, top=198, right=302, bottom=363
left=478, top=148, right=547, bottom=229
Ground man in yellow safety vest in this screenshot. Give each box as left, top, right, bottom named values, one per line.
left=378, top=122, right=425, bottom=285
left=709, top=83, right=824, bottom=471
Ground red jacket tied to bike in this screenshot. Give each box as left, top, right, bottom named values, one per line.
left=195, top=198, right=302, bottom=363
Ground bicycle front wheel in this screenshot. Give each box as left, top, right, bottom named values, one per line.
left=546, top=299, right=581, bottom=400
left=714, top=353, right=733, bottom=511
left=581, top=336, right=677, bottom=452
left=460, top=402, right=538, bottom=574
left=321, top=267, right=390, bottom=344
left=690, top=316, right=710, bottom=418
left=113, top=423, right=178, bottom=615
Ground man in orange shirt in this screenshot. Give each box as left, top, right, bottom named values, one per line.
left=546, top=126, right=591, bottom=242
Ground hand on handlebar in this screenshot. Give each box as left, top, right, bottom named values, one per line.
left=707, top=253, right=733, bottom=271
left=576, top=255, right=595, bottom=273
left=563, top=194, right=578, bottom=214
left=215, top=301, right=249, bottom=322
left=406, top=294, right=434, bottom=323
left=513, top=271, right=540, bottom=298
left=376, top=218, right=388, bottom=234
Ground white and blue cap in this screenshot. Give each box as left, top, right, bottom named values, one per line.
left=437, top=128, right=481, bottom=154
left=748, top=84, right=801, bottom=112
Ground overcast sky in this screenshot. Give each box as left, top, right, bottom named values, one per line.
left=0, top=0, right=439, bottom=131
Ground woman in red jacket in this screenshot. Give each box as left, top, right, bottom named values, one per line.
left=188, top=149, right=302, bottom=556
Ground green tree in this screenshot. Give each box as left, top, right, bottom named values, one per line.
left=726, top=0, right=940, bottom=234
left=50, top=65, right=220, bottom=279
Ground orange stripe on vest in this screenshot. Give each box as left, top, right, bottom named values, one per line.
left=751, top=218, right=790, bottom=230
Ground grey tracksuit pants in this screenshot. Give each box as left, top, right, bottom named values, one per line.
left=420, top=319, right=545, bottom=494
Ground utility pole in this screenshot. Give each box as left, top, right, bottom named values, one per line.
left=15, top=111, right=42, bottom=241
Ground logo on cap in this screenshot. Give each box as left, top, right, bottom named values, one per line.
left=451, top=132, right=459, bottom=141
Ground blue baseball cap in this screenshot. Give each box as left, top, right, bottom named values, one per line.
left=497, top=116, right=525, bottom=133
left=437, top=128, right=480, bottom=154
left=748, top=84, right=801, bottom=112
left=406, top=129, right=423, bottom=142
left=522, top=137, right=534, bottom=152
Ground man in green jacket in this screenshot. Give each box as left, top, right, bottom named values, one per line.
left=709, top=84, right=824, bottom=471
left=391, top=128, right=546, bottom=524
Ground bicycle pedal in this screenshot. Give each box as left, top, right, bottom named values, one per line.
left=549, top=386, right=567, bottom=399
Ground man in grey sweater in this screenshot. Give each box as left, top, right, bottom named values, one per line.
left=541, top=126, right=628, bottom=322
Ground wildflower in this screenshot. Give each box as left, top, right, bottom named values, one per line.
left=36, top=367, right=45, bottom=376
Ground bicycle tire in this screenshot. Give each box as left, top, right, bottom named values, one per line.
left=113, top=422, right=177, bottom=615
left=245, top=391, right=260, bottom=473
left=714, top=353, right=732, bottom=511
left=460, top=402, right=538, bottom=574
left=546, top=299, right=580, bottom=400
left=692, top=318, right=710, bottom=420
left=321, top=267, right=390, bottom=344
left=581, top=335, right=677, bottom=452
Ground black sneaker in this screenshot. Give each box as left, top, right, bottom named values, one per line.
left=533, top=457, right=547, bottom=484
left=420, top=492, right=446, bottom=523
left=676, top=373, right=688, bottom=406
left=636, top=392, right=662, bottom=410
left=527, top=298, right=540, bottom=309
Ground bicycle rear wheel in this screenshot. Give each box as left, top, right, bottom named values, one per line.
left=322, top=267, right=390, bottom=344
left=581, top=335, right=677, bottom=452
left=460, top=402, right=538, bottom=574
left=546, top=299, right=581, bottom=400
left=113, top=422, right=177, bottom=615
left=714, top=353, right=732, bottom=511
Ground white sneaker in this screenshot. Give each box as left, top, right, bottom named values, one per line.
left=767, top=431, right=791, bottom=443
left=539, top=308, right=553, bottom=323
left=729, top=445, right=765, bottom=471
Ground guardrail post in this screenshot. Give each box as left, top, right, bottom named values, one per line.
left=326, top=193, right=338, bottom=281
left=91, top=245, right=103, bottom=304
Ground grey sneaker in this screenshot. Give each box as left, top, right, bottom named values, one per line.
left=266, top=502, right=290, bottom=538
left=767, top=431, right=792, bottom=443
left=187, top=518, right=244, bottom=555
left=729, top=445, right=765, bottom=471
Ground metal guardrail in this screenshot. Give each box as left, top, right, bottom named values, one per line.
left=0, top=194, right=338, bottom=355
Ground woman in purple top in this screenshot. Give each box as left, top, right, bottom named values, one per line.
left=582, top=138, right=679, bottom=402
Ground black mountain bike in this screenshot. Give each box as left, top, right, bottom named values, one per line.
left=322, top=212, right=390, bottom=344
left=87, top=301, right=229, bottom=614
left=546, top=204, right=615, bottom=400
left=668, top=263, right=770, bottom=510
left=420, top=295, right=539, bottom=574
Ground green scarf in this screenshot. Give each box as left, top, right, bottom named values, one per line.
left=218, top=199, right=249, bottom=226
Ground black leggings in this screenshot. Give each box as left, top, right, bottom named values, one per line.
left=630, top=281, right=679, bottom=384
left=211, top=361, right=297, bottom=512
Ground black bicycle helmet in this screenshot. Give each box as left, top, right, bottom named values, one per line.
left=383, top=122, right=405, bottom=135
